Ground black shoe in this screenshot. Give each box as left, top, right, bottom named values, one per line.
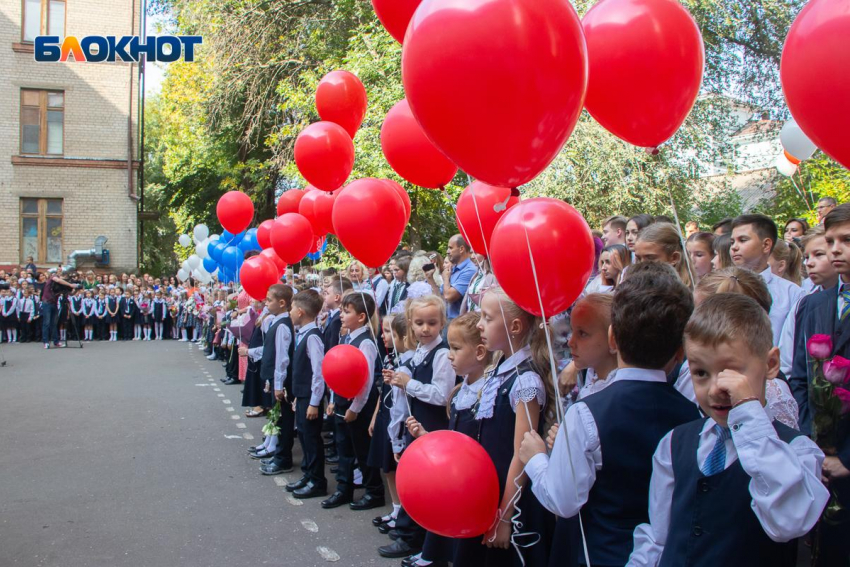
left=250, top=450, right=274, bottom=460
left=330, top=466, right=339, bottom=474
left=293, top=482, right=328, bottom=499
left=224, top=378, right=239, bottom=385
left=323, top=439, right=334, bottom=449
left=326, top=453, right=339, bottom=464
left=400, top=557, right=418, bottom=567
left=220, top=377, right=228, bottom=383
left=260, top=457, right=274, bottom=466
left=350, top=494, right=385, bottom=511
left=378, top=520, right=396, bottom=534
left=260, top=462, right=293, bottom=475
left=372, top=514, right=391, bottom=527
left=247, top=443, right=266, bottom=453
left=387, top=529, right=401, bottom=540
left=378, top=540, right=420, bottom=559
left=321, top=490, right=352, bottom=509
left=285, top=476, right=309, bottom=492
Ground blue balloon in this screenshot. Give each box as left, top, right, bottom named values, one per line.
left=221, top=245, right=244, bottom=272
left=238, top=228, right=260, bottom=253
left=203, top=256, right=218, bottom=273
left=222, top=229, right=246, bottom=246
left=210, top=241, right=228, bottom=263
left=207, top=239, right=218, bottom=258
left=307, top=237, right=329, bottom=261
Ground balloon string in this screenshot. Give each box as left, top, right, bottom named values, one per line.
left=664, top=184, right=695, bottom=288
left=367, top=274, right=412, bottom=415
left=513, top=192, right=592, bottom=567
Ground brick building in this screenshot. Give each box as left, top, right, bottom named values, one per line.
left=0, top=0, right=142, bottom=274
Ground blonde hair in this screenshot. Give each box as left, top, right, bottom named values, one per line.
left=695, top=267, right=772, bottom=314
left=405, top=294, right=447, bottom=347
left=484, top=286, right=556, bottom=431
left=771, top=239, right=803, bottom=286
left=448, top=311, right=494, bottom=366
left=636, top=222, right=693, bottom=289
left=347, top=260, right=368, bottom=284
left=686, top=293, right=773, bottom=357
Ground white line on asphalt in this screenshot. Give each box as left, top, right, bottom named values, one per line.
left=236, top=423, right=247, bottom=429
left=224, top=435, right=242, bottom=439
left=194, top=384, right=212, bottom=387
left=316, top=547, right=340, bottom=562
left=285, top=494, right=304, bottom=507
left=230, top=414, right=240, bottom=420
left=301, top=519, right=318, bottom=533
left=273, top=477, right=288, bottom=487
left=226, top=407, right=235, bottom=412
left=217, top=394, right=225, bottom=397
left=222, top=399, right=231, bottom=404
left=243, top=433, right=254, bottom=440
left=213, top=388, right=221, bottom=392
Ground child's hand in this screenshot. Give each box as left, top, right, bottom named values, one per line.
left=306, top=405, right=319, bottom=420
left=326, top=402, right=335, bottom=416
left=237, top=346, right=249, bottom=357
left=546, top=423, right=560, bottom=451
left=558, top=362, right=578, bottom=396
left=519, top=430, right=547, bottom=465
left=716, top=369, right=757, bottom=407
left=382, top=368, right=395, bottom=384
left=484, top=517, right=512, bottom=549
left=394, top=452, right=402, bottom=463
left=405, top=416, right=428, bottom=438
left=822, top=456, right=850, bottom=486
left=344, top=409, right=357, bottom=423
left=390, top=371, right=411, bottom=389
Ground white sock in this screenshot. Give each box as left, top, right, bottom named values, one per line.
left=12, top=330, right=17, bottom=342
left=392, top=503, right=401, bottom=518
left=61, top=329, right=66, bottom=341
left=354, top=468, right=363, bottom=486
left=266, top=435, right=278, bottom=453
left=181, top=329, right=187, bottom=341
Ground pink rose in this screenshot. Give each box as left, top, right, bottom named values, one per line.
left=807, top=334, right=833, bottom=360
left=824, top=356, right=850, bottom=385
left=834, top=388, right=850, bottom=415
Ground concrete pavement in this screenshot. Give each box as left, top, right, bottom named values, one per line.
left=0, top=340, right=398, bottom=567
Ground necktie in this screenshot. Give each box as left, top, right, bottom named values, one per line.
left=840, top=285, right=850, bottom=320
left=701, top=424, right=732, bottom=476
left=343, top=333, right=351, bottom=345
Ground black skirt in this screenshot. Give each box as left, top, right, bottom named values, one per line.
left=242, top=358, right=273, bottom=408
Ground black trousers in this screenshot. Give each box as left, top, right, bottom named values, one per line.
left=225, top=347, right=238, bottom=379
left=296, top=397, right=326, bottom=487
left=121, top=316, right=133, bottom=340
left=272, top=396, right=296, bottom=467
left=333, top=410, right=356, bottom=495
left=20, top=319, right=33, bottom=343
left=342, top=391, right=384, bottom=499
left=395, top=508, right=426, bottom=549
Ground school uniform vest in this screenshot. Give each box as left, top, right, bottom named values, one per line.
left=659, top=418, right=801, bottom=567
left=323, top=312, right=342, bottom=353
left=449, top=389, right=479, bottom=439
left=477, top=359, right=540, bottom=496
left=260, top=316, right=294, bottom=390
left=371, top=276, right=387, bottom=316
left=292, top=327, right=323, bottom=399
left=153, top=300, right=166, bottom=321
left=335, top=331, right=382, bottom=412
left=580, top=379, right=700, bottom=567
left=403, top=341, right=451, bottom=442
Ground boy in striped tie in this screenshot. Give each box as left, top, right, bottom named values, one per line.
left=628, top=293, right=828, bottom=567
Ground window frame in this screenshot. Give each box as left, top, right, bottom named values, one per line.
left=21, top=0, right=67, bottom=43
left=19, top=89, right=65, bottom=156
left=20, top=198, right=64, bottom=265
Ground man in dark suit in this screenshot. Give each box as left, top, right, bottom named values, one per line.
left=790, top=203, right=850, bottom=566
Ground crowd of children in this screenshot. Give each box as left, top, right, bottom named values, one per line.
left=195, top=198, right=848, bottom=567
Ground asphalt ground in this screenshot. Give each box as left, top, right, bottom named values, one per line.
left=0, top=340, right=398, bottom=567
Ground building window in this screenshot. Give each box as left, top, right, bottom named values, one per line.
left=21, top=198, right=63, bottom=264
left=20, top=89, right=64, bottom=156
left=22, top=0, right=65, bottom=42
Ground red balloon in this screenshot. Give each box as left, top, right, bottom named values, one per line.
left=322, top=344, right=369, bottom=398
left=277, top=189, right=305, bottom=216
left=489, top=198, right=594, bottom=317
left=259, top=248, right=287, bottom=277
left=397, top=431, right=500, bottom=538
left=294, top=122, right=355, bottom=192
left=582, top=0, right=704, bottom=149
left=781, top=0, right=850, bottom=169
left=270, top=213, right=314, bottom=265
left=298, top=189, right=325, bottom=236
left=308, top=235, right=325, bottom=255
left=371, top=0, right=423, bottom=44
left=333, top=179, right=407, bottom=268
left=381, top=179, right=411, bottom=222
left=455, top=182, right=518, bottom=255
left=312, top=191, right=337, bottom=235
left=239, top=256, right=278, bottom=301
left=256, top=219, right=275, bottom=250
left=381, top=99, right=457, bottom=189
left=216, top=191, right=254, bottom=234
left=316, top=71, right=368, bottom=139
left=402, top=0, right=587, bottom=188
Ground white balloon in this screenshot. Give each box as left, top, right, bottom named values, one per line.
left=776, top=154, right=798, bottom=177
left=194, top=224, right=210, bottom=242
left=780, top=119, right=817, bottom=162
left=178, top=234, right=192, bottom=247
left=209, top=234, right=221, bottom=242
left=187, top=254, right=201, bottom=270
left=177, top=268, right=189, bottom=282
left=193, top=268, right=211, bottom=284
left=181, top=260, right=191, bottom=272
left=196, top=239, right=209, bottom=259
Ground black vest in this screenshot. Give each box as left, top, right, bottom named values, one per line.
left=371, top=276, right=387, bottom=316
left=449, top=386, right=480, bottom=439
left=335, top=330, right=382, bottom=412
left=260, top=315, right=294, bottom=392
left=659, top=418, right=801, bottom=567
left=292, top=327, right=324, bottom=399
left=323, top=311, right=342, bottom=353
left=580, top=379, right=700, bottom=567
left=403, top=341, right=451, bottom=445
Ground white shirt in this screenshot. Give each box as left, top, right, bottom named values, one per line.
left=295, top=321, right=326, bottom=407
left=673, top=361, right=697, bottom=404
left=760, top=267, right=806, bottom=347
left=247, top=309, right=272, bottom=362
left=389, top=351, right=415, bottom=453
left=525, top=367, right=667, bottom=519
left=370, top=276, right=389, bottom=309
left=398, top=336, right=455, bottom=407
left=779, top=281, right=822, bottom=375
left=627, top=402, right=828, bottom=566
left=476, top=346, right=547, bottom=420
left=348, top=326, right=378, bottom=414
left=268, top=313, right=291, bottom=391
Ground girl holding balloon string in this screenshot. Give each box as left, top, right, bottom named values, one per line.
left=452, top=286, right=555, bottom=567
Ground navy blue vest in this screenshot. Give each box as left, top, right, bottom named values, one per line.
left=580, top=379, right=700, bottom=566
left=449, top=386, right=480, bottom=439
left=292, top=327, right=323, bottom=399
left=403, top=341, right=451, bottom=444
left=659, top=418, right=800, bottom=567
left=260, top=315, right=294, bottom=391
left=323, top=311, right=341, bottom=353
left=341, top=330, right=381, bottom=413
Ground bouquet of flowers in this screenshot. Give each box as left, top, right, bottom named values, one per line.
left=807, top=334, right=850, bottom=521
left=262, top=401, right=281, bottom=437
